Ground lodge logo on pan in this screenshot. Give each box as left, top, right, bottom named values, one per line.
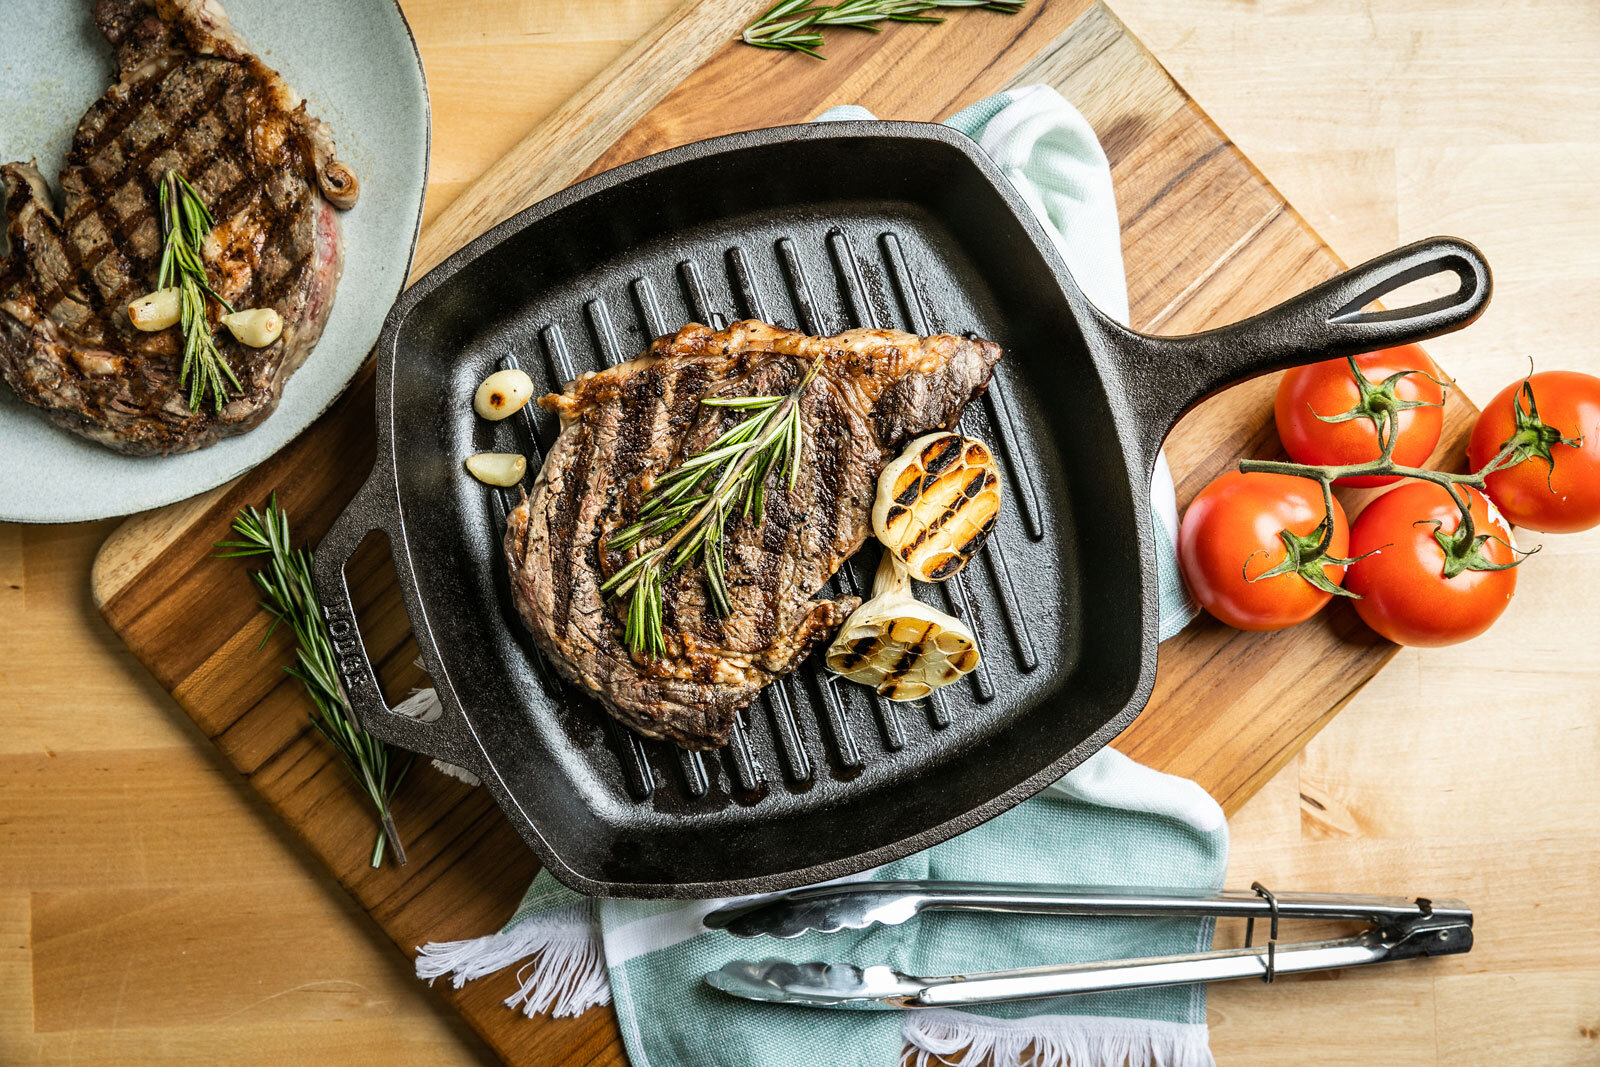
left=323, top=602, right=369, bottom=693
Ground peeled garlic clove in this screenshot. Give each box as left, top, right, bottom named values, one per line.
left=465, top=452, right=526, bottom=487
left=825, top=553, right=980, bottom=701
left=221, top=307, right=283, bottom=347
left=873, top=432, right=1003, bottom=582
left=474, top=368, right=534, bottom=421
left=128, top=288, right=181, bottom=331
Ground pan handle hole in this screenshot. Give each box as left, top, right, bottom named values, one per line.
left=1340, top=270, right=1459, bottom=320
left=343, top=530, right=427, bottom=710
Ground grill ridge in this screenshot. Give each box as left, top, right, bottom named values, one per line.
left=584, top=296, right=713, bottom=797
left=537, top=323, right=658, bottom=800
left=631, top=277, right=667, bottom=335
left=764, top=677, right=813, bottom=784
left=755, top=240, right=864, bottom=772
left=704, top=250, right=813, bottom=784
left=629, top=276, right=762, bottom=789
left=774, top=236, right=897, bottom=757
left=676, top=260, right=726, bottom=331
left=493, top=351, right=565, bottom=702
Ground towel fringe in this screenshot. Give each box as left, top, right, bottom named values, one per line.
left=393, top=679, right=482, bottom=787
left=414, top=897, right=610, bottom=1018
left=902, top=1009, right=1214, bottom=1067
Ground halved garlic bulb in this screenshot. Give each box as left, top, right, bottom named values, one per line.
left=825, top=552, right=980, bottom=701
left=872, top=432, right=1002, bottom=582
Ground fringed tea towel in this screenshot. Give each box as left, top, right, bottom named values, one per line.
left=412, top=87, right=1219, bottom=1067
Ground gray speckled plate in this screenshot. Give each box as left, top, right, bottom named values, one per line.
left=0, top=0, right=428, bottom=523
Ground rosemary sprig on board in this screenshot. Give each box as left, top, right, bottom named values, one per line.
left=600, top=361, right=822, bottom=658
left=157, top=170, right=239, bottom=413
left=741, top=0, right=1025, bottom=59
left=216, top=497, right=412, bottom=868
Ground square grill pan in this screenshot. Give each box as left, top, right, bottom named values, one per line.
left=313, top=122, right=1489, bottom=897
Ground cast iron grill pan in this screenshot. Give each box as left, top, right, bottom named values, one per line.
left=314, top=122, right=1489, bottom=897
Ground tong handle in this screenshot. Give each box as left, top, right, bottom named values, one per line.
left=885, top=884, right=1458, bottom=926
left=910, top=921, right=1472, bottom=1008
left=704, top=881, right=1471, bottom=938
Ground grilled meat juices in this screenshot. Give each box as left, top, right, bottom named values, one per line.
left=0, top=0, right=357, bottom=455
left=506, top=320, right=1002, bottom=750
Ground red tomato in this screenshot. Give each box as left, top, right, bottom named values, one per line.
left=1342, top=483, right=1517, bottom=647
left=1275, top=346, right=1445, bottom=488
left=1466, top=371, right=1600, bottom=533
left=1178, top=471, right=1351, bottom=631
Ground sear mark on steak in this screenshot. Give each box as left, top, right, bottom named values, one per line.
left=506, top=319, right=1003, bottom=750
left=0, top=0, right=358, bottom=456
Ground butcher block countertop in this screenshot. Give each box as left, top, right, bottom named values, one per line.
left=3, top=1, right=1598, bottom=1063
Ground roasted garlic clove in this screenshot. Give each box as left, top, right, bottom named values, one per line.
left=872, top=432, right=1002, bottom=582
left=221, top=307, right=283, bottom=347
left=128, top=288, right=181, bottom=331
left=474, top=368, right=534, bottom=421
left=825, top=553, right=981, bottom=701
left=465, top=452, right=527, bottom=487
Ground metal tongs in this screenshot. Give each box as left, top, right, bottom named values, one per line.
left=702, top=881, right=1472, bottom=1009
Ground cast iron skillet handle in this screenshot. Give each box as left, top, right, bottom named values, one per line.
left=1116, top=236, right=1491, bottom=472
left=311, top=469, right=481, bottom=775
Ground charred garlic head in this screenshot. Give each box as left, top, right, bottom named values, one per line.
left=825, top=552, right=980, bottom=701
left=872, top=432, right=1002, bottom=582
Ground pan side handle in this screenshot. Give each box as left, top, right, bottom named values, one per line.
left=1110, top=236, right=1491, bottom=474
left=311, top=467, right=485, bottom=778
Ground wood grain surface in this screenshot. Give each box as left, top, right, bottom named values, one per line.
left=84, top=0, right=1484, bottom=1058
left=3, top=1, right=1597, bottom=1064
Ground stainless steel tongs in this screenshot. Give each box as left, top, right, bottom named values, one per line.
left=701, top=881, right=1472, bottom=1009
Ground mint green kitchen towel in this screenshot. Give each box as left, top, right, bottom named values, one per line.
left=413, top=86, right=1219, bottom=1067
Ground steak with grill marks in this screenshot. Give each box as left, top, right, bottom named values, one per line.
left=505, top=319, right=1002, bottom=750
left=0, top=0, right=358, bottom=455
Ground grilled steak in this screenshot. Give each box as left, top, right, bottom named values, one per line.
left=505, top=320, right=1002, bottom=749
left=0, top=0, right=358, bottom=455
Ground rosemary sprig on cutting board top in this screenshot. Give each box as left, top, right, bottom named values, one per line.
left=742, top=0, right=1025, bottom=59
left=157, top=170, right=240, bottom=413
left=217, top=497, right=411, bottom=867
left=600, top=360, right=822, bottom=658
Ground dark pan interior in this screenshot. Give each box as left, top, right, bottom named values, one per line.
left=384, top=125, right=1153, bottom=893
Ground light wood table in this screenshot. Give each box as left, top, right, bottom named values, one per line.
left=3, top=1, right=1597, bottom=1062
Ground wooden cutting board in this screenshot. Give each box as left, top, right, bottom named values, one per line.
left=90, top=1, right=1477, bottom=1063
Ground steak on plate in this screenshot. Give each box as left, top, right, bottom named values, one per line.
left=0, top=0, right=358, bottom=456
left=505, top=319, right=1002, bottom=750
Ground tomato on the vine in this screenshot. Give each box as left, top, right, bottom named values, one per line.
left=1342, top=483, right=1518, bottom=647
left=1274, top=346, right=1445, bottom=488
left=1178, top=471, right=1352, bottom=631
left=1467, top=371, right=1600, bottom=534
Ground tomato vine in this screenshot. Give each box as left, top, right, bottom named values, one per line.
left=1239, top=358, right=1542, bottom=582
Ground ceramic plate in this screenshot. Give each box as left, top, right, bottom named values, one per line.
left=0, top=0, right=429, bottom=523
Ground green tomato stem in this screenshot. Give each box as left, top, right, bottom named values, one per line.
left=1236, top=361, right=1546, bottom=581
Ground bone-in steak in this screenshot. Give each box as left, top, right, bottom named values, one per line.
left=0, top=0, right=358, bottom=455
left=505, top=319, right=1002, bottom=750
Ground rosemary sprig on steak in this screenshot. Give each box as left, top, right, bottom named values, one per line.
left=741, top=0, right=1024, bottom=59
left=157, top=170, right=240, bottom=413
left=216, top=497, right=412, bottom=868
left=600, top=360, right=823, bottom=658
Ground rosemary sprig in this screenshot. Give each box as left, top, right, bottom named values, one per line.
left=742, top=0, right=1025, bottom=58
left=157, top=170, right=239, bottom=413
left=216, top=496, right=412, bottom=868
left=600, top=361, right=822, bottom=657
